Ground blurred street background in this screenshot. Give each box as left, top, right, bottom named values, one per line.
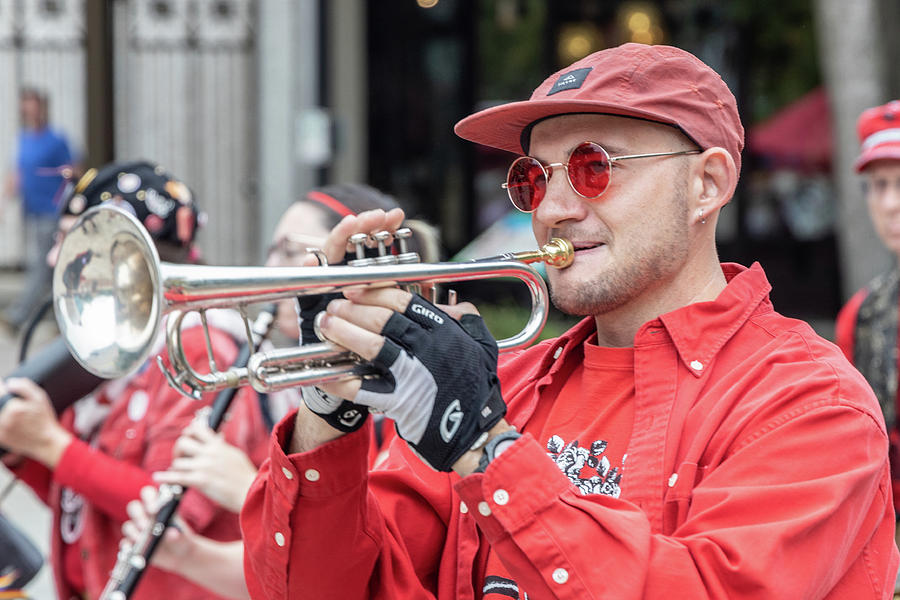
left=0, top=0, right=899, bottom=597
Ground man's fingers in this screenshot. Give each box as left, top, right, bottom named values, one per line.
left=341, top=287, right=412, bottom=313
left=317, top=380, right=362, bottom=401
left=336, top=290, right=478, bottom=323
left=316, top=310, right=388, bottom=362
left=381, top=207, right=406, bottom=235
left=323, top=208, right=407, bottom=265
left=435, top=301, right=480, bottom=320
left=324, top=298, right=398, bottom=338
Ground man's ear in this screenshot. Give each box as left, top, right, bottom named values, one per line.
left=689, top=147, right=737, bottom=225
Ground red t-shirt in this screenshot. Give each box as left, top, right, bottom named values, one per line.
left=482, top=338, right=635, bottom=599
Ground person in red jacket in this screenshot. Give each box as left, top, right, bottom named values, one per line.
left=0, top=161, right=250, bottom=600
left=242, top=44, right=900, bottom=599
left=835, top=101, right=900, bottom=533
left=116, top=184, right=439, bottom=599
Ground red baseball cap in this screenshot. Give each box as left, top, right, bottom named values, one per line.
left=854, top=100, right=900, bottom=172
left=455, top=43, right=745, bottom=175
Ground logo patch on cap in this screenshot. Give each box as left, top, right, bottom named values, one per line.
left=547, top=67, right=593, bottom=96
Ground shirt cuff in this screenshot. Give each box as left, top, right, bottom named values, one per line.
left=268, top=409, right=373, bottom=500
left=455, top=433, right=571, bottom=538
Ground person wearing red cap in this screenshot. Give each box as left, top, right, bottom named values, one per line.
left=242, top=44, right=899, bottom=599
left=836, top=100, right=900, bottom=525
left=0, top=161, right=254, bottom=600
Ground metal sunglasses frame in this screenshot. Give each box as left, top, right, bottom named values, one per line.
left=502, top=142, right=701, bottom=212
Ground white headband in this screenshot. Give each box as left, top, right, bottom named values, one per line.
left=861, top=127, right=900, bottom=150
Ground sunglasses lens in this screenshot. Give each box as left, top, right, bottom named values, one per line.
left=568, top=142, right=611, bottom=198
left=506, top=157, right=546, bottom=212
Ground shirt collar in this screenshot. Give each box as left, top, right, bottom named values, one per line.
left=655, top=262, right=772, bottom=376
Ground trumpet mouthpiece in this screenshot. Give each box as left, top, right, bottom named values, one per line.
left=504, top=237, right=573, bottom=269
left=541, top=238, right=574, bottom=269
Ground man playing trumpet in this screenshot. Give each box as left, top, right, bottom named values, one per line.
left=241, top=44, right=899, bottom=599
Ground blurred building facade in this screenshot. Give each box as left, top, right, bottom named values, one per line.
left=0, top=0, right=323, bottom=268
left=0, top=0, right=897, bottom=326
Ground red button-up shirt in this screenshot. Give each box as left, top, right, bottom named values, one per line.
left=242, top=263, right=899, bottom=599
left=14, top=324, right=263, bottom=600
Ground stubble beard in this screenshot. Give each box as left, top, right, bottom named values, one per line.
left=548, top=185, right=690, bottom=318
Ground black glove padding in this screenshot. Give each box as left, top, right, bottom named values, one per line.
left=354, top=294, right=506, bottom=472
left=297, top=292, right=370, bottom=433
left=297, top=293, right=342, bottom=346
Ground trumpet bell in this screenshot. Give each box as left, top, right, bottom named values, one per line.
left=53, top=206, right=162, bottom=378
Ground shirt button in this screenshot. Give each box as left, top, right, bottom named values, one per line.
left=460, top=501, right=468, bottom=514
left=281, top=466, right=294, bottom=480
left=125, top=428, right=137, bottom=439
left=690, top=360, right=704, bottom=371
left=668, top=473, right=678, bottom=487
left=553, top=346, right=563, bottom=359
left=493, top=489, right=509, bottom=505
left=304, top=469, right=320, bottom=482
left=274, top=531, right=285, bottom=547
left=477, top=501, right=491, bottom=516
left=552, top=567, right=569, bottom=584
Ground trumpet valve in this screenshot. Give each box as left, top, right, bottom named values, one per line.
left=394, top=228, right=420, bottom=264
left=348, top=233, right=376, bottom=267
left=373, top=231, right=397, bottom=265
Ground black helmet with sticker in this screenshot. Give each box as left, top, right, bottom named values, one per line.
left=61, top=160, right=199, bottom=247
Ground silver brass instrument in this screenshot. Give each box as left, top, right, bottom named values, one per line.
left=53, top=206, right=573, bottom=399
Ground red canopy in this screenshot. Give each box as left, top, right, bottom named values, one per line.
left=748, top=87, right=832, bottom=172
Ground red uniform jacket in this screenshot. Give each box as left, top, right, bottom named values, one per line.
left=242, top=263, right=899, bottom=599
left=13, top=323, right=268, bottom=600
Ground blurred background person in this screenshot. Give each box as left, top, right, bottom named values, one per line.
left=0, top=88, right=75, bottom=335
left=0, top=160, right=249, bottom=600
left=835, top=100, right=900, bottom=552
left=120, top=183, right=440, bottom=599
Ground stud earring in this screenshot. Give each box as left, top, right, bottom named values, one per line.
left=698, top=209, right=706, bottom=225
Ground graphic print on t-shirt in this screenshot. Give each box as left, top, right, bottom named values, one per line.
left=547, top=434, right=624, bottom=497
left=483, top=342, right=634, bottom=600
left=483, top=575, right=528, bottom=599
left=481, top=435, right=626, bottom=599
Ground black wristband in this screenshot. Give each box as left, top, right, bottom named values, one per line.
left=300, top=386, right=369, bottom=433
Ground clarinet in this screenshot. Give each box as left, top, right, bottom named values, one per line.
left=99, top=306, right=276, bottom=600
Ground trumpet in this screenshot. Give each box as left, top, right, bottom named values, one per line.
left=53, top=206, right=573, bottom=398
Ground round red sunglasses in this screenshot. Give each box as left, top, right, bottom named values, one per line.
left=502, top=141, right=701, bottom=212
